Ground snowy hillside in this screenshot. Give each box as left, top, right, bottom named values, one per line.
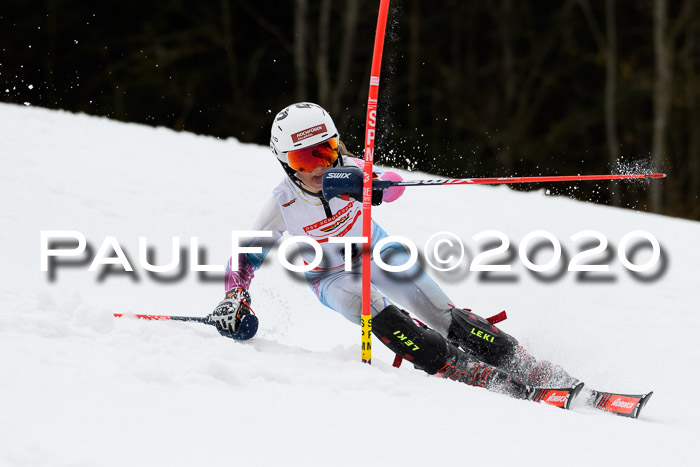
left=1, top=103, right=699, bottom=466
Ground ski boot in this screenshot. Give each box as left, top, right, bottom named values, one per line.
left=447, top=307, right=579, bottom=388
left=373, top=305, right=532, bottom=400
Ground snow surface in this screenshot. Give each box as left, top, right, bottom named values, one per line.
left=1, top=103, right=699, bottom=466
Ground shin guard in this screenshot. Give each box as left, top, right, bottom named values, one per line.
left=447, top=308, right=519, bottom=367
left=372, top=305, right=450, bottom=375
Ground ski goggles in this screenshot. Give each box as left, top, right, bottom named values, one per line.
left=286, top=137, right=339, bottom=173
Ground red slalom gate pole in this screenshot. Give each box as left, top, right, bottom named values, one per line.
left=361, top=0, right=391, bottom=364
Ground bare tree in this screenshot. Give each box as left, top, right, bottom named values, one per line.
left=679, top=12, right=699, bottom=215
left=314, top=0, right=360, bottom=113
left=408, top=0, right=420, bottom=130
left=651, top=0, right=694, bottom=212
left=295, top=0, right=308, bottom=101
left=652, top=0, right=672, bottom=213
left=604, top=0, right=620, bottom=205
left=317, top=0, right=331, bottom=108
left=485, top=1, right=577, bottom=173
left=498, top=0, right=515, bottom=172
left=330, top=0, right=359, bottom=114
left=577, top=0, right=620, bottom=205
left=221, top=0, right=240, bottom=106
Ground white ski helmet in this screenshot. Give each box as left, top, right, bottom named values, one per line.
left=270, top=102, right=340, bottom=176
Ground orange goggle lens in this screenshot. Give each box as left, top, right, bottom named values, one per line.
left=287, top=138, right=339, bottom=173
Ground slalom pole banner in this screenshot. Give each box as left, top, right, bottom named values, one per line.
left=361, top=0, right=391, bottom=364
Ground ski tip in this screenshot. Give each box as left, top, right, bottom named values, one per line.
left=531, top=382, right=585, bottom=410
left=589, top=389, right=654, bottom=419
left=633, top=391, right=654, bottom=419
left=566, top=382, right=585, bottom=410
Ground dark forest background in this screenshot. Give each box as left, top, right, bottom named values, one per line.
left=2, top=0, right=698, bottom=220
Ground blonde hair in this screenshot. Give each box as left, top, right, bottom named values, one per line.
left=338, top=140, right=356, bottom=159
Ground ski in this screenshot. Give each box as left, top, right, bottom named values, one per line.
left=530, top=383, right=653, bottom=419
left=584, top=389, right=654, bottom=419
left=530, top=381, right=585, bottom=410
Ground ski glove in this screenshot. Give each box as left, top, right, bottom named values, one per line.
left=321, top=167, right=394, bottom=205
left=378, top=171, right=405, bottom=203
left=340, top=158, right=406, bottom=203
left=211, top=287, right=258, bottom=340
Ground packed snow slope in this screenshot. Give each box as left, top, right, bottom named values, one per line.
left=2, top=103, right=699, bottom=467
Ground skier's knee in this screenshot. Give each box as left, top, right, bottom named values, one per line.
left=373, top=305, right=449, bottom=374
left=330, top=288, right=389, bottom=325
left=447, top=308, right=519, bottom=367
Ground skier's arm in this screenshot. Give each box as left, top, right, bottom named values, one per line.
left=224, top=196, right=285, bottom=292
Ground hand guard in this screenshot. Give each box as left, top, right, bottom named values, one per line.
left=321, top=167, right=389, bottom=205
left=211, top=288, right=258, bottom=340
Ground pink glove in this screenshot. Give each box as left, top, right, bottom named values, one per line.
left=379, top=171, right=405, bottom=203
left=350, top=158, right=405, bottom=203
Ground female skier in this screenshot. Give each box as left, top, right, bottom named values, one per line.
left=211, top=102, right=579, bottom=401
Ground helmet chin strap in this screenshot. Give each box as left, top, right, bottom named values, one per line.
left=278, top=160, right=313, bottom=195
left=293, top=173, right=315, bottom=192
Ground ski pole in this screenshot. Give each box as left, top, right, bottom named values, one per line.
left=322, top=168, right=666, bottom=200
left=113, top=313, right=211, bottom=323
left=113, top=312, right=259, bottom=340
left=385, top=172, right=666, bottom=187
